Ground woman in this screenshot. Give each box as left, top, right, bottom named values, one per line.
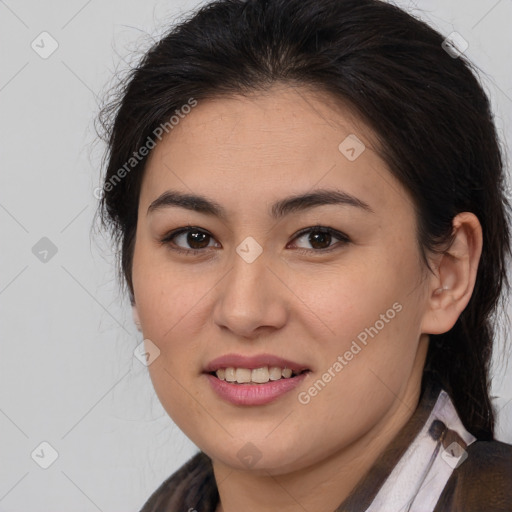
left=97, top=0, right=512, bottom=510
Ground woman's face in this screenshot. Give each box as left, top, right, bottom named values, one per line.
left=132, top=85, right=433, bottom=474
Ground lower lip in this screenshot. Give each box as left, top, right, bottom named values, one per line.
left=205, top=372, right=309, bottom=406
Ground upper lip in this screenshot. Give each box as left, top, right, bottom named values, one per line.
left=204, top=353, right=310, bottom=373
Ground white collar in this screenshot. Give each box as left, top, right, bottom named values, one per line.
left=365, top=389, right=476, bottom=512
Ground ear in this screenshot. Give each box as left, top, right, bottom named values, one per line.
left=420, top=212, right=483, bottom=335
left=132, top=304, right=143, bottom=333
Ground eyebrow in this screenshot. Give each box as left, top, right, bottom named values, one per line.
left=147, top=188, right=374, bottom=219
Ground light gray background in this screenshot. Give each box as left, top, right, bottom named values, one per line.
left=1, top=0, right=511, bottom=510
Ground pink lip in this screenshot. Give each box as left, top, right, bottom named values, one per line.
left=205, top=372, right=309, bottom=406
left=204, top=353, right=309, bottom=373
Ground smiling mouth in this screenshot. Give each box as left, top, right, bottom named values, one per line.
left=208, top=366, right=310, bottom=384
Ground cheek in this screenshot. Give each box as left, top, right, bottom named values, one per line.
left=296, top=245, right=418, bottom=338
left=132, top=240, right=209, bottom=339
left=131, top=240, right=218, bottom=394
left=144, top=356, right=211, bottom=453
left=295, top=245, right=423, bottom=397
left=132, top=252, right=212, bottom=443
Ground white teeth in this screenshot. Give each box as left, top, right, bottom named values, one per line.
left=251, top=367, right=269, bottom=383
left=235, top=368, right=252, bottom=383
left=281, top=368, right=292, bottom=378
left=225, top=367, right=236, bottom=382
left=214, top=366, right=301, bottom=383
left=269, top=366, right=282, bottom=380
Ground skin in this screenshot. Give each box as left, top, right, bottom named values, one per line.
left=131, top=84, right=482, bottom=512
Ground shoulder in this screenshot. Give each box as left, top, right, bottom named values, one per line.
left=434, top=439, right=512, bottom=512
left=139, top=451, right=218, bottom=512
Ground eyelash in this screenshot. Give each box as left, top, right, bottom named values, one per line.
left=159, top=225, right=350, bottom=256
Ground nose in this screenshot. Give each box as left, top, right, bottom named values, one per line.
left=212, top=244, right=289, bottom=340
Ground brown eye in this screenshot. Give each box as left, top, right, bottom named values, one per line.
left=186, top=230, right=211, bottom=249
left=161, top=227, right=219, bottom=254
left=291, top=226, right=350, bottom=253
left=307, top=230, right=332, bottom=250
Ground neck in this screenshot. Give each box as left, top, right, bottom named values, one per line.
left=213, top=336, right=429, bottom=512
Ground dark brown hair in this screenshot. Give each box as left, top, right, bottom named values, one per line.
left=97, top=0, right=511, bottom=440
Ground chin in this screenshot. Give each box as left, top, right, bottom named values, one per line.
left=206, top=438, right=313, bottom=475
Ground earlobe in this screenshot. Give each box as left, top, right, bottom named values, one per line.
left=420, top=212, right=483, bottom=335
left=132, top=305, right=143, bottom=332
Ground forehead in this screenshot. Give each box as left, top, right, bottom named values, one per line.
left=154, top=85, right=370, bottom=157
left=141, top=85, right=412, bottom=217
